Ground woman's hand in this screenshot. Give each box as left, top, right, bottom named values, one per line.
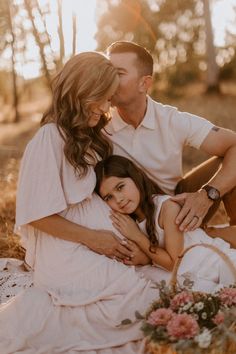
left=30, top=215, right=134, bottom=260
left=90, top=230, right=134, bottom=260
left=109, top=211, right=142, bottom=242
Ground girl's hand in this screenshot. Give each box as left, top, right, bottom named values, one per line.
left=109, top=211, right=142, bottom=241
left=122, top=241, right=151, bottom=266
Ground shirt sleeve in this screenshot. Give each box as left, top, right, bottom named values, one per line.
left=170, top=107, right=214, bottom=149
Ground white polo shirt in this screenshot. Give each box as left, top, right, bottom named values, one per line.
left=103, top=96, right=213, bottom=195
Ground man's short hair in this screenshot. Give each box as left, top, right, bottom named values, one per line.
left=106, top=41, right=153, bottom=76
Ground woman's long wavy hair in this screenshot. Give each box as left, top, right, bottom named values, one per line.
left=41, top=52, right=119, bottom=176
left=95, top=155, right=164, bottom=252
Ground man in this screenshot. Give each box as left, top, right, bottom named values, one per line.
left=103, top=41, right=236, bottom=242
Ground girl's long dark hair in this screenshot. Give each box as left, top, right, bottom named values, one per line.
left=95, top=155, right=164, bottom=252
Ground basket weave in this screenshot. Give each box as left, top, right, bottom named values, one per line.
left=145, top=243, right=236, bottom=354
left=145, top=338, right=236, bottom=354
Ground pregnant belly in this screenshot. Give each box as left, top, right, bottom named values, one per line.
left=60, top=192, right=123, bottom=237
left=33, top=193, right=127, bottom=299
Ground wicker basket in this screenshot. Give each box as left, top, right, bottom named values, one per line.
left=145, top=243, right=236, bottom=354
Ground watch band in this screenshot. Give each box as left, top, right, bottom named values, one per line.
left=202, top=185, right=221, bottom=201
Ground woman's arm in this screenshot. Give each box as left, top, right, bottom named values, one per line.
left=110, top=200, right=184, bottom=271
left=30, top=214, right=133, bottom=259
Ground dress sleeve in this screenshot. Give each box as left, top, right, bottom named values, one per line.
left=15, top=124, right=95, bottom=227
left=15, top=124, right=67, bottom=227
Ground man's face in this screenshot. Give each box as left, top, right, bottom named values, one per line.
left=109, top=52, right=142, bottom=107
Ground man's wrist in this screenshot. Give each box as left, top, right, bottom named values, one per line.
left=200, top=185, right=221, bottom=202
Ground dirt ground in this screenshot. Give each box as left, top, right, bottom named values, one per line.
left=0, top=84, right=235, bottom=259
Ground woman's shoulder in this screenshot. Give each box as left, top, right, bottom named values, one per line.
left=37, top=122, right=61, bottom=138
left=29, top=123, right=64, bottom=147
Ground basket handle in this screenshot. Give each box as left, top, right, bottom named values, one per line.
left=169, top=242, right=236, bottom=288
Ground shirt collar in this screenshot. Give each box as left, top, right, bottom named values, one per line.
left=140, top=96, right=156, bottom=130
left=110, top=107, right=128, bottom=132
left=110, top=96, right=156, bottom=132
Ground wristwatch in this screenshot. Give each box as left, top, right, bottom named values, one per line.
left=202, top=185, right=221, bottom=201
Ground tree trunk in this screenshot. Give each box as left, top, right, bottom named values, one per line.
left=72, top=11, right=77, bottom=56
left=6, top=1, right=19, bottom=123
left=203, top=0, right=220, bottom=93
left=24, top=0, right=52, bottom=89
left=57, top=0, right=65, bottom=67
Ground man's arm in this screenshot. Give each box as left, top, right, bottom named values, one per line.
left=172, top=127, right=236, bottom=231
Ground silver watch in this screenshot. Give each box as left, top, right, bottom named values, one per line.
left=202, top=185, right=221, bottom=201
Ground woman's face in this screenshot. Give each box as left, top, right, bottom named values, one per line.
left=88, top=98, right=112, bottom=127
left=99, top=176, right=141, bottom=215
left=87, top=76, right=119, bottom=127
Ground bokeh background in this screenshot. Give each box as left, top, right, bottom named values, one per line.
left=0, top=0, right=236, bottom=258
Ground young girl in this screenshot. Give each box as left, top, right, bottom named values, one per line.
left=95, top=155, right=236, bottom=288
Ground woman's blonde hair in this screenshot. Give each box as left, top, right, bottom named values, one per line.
left=41, top=52, right=118, bottom=176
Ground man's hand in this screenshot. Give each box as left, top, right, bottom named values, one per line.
left=171, top=190, right=213, bottom=231
left=89, top=230, right=134, bottom=260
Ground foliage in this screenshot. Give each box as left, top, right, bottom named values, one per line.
left=96, top=0, right=236, bottom=90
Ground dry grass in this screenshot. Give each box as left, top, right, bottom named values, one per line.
left=0, top=158, right=25, bottom=259
left=0, top=85, right=235, bottom=259
left=0, top=122, right=38, bottom=259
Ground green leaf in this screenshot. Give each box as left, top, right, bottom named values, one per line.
left=120, top=319, right=132, bottom=325
left=135, top=311, right=144, bottom=319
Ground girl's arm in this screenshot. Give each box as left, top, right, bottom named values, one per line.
left=122, top=240, right=151, bottom=266
left=156, top=199, right=184, bottom=270
left=30, top=214, right=133, bottom=259
left=110, top=200, right=184, bottom=271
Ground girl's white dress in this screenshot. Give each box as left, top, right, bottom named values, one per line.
left=0, top=124, right=162, bottom=354
left=139, top=195, right=236, bottom=289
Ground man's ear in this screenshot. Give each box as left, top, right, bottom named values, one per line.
left=139, top=75, right=153, bottom=93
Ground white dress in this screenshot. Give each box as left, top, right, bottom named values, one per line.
left=138, top=195, right=236, bottom=290
left=0, top=124, right=161, bottom=354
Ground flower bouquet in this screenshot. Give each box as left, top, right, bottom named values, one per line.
left=142, top=244, right=236, bottom=354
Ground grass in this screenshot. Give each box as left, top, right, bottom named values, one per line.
left=0, top=84, right=235, bottom=259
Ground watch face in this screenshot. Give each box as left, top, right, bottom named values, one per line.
left=208, top=188, right=220, bottom=200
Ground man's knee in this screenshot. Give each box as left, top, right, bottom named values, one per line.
left=175, top=157, right=222, bottom=195
left=223, top=186, right=236, bottom=225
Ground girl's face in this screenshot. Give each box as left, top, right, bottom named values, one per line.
left=99, top=176, right=142, bottom=216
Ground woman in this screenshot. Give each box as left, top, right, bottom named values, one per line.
left=0, top=52, right=159, bottom=354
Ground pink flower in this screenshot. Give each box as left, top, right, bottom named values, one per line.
left=167, top=313, right=199, bottom=339
left=170, top=291, right=194, bottom=310
left=147, top=308, right=173, bottom=326
left=213, top=311, right=225, bottom=325
left=219, top=288, right=236, bottom=306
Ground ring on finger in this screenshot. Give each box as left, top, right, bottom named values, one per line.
left=193, top=215, right=201, bottom=221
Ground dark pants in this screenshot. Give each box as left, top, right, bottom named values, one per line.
left=175, top=157, right=236, bottom=226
